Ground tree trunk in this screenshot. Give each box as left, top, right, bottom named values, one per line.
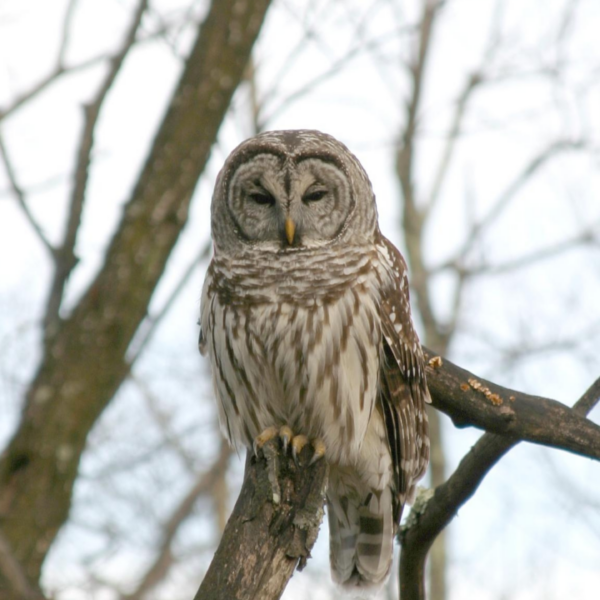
left=0, top=0, right=272, bottom=591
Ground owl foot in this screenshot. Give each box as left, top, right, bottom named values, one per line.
left=287, top=431, right=326, bottom=466
left=252, top=426, right=326, bottom=504
left=254, top=425, right=325, bottom=465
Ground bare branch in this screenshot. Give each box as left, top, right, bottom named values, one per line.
left=123, top=441, right=231, bottom=600
left=43, top=0, right=150, bottom=341
left=399, top=360, right=600, bottom=600
left=433, top=217, right=600, bottom=277
left=425, top=71, right=482, bottom=214
left=393, top=5, right=450, bottom=597
left=0, top=134, right=55, bottom=257
left=0, top=55, right=110, bottom=122
left=0, top=0, right=186, bottom=123
left=454, top=139, right=587, bottom=264
left=57, top=0, right=79, bottom=66
left=262, top=25, right=412, bottom=128
left=396, top=0, right=449, bottom=353
left=0, top=0, right=272, bottom=583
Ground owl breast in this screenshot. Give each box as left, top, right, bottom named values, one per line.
left=201, top=245, right=382, bottom=466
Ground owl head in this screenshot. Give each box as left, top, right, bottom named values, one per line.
left=210, top=130, right=379, bottom=255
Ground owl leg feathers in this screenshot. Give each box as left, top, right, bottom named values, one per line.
left=328, top=484, right=395, bottom=592
left=253, top=426, right=326, bottom=504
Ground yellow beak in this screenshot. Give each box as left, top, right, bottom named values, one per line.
left=285, top=217, right=296, bottom=245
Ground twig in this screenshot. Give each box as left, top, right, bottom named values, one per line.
left=43, top=0, right=150, bottom=341
left=454, top=139, right=587, bottom=265
left=396, top=0, right=449, bottom=353
left=122, top=442, right=231, bottom=600
left=425, top=71, right=482, bottom=214
left=0, top=134, right=55, bottom=257
left=262, top=24, right=413, bottom=128
left=0, top=55, right=109, bottom=122
left=57, top=0, right=79, bottom=65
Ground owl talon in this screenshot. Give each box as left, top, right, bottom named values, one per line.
left=291, top=434, right=309, bottom=464
left=279, top=425, right=293, bottom=454
left=253, top=426, right=279, bottom=456
left=309, top=438, right=326, bottom=465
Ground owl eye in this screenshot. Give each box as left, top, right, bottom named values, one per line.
left=302, top=189, right=327, bottom=203
left=248, top=191, right=275, bottom=206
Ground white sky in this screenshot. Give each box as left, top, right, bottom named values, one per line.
left=1, top=0, right=600, bottom=599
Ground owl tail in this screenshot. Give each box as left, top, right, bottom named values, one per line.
left=327, top=486, right=395, bottom=592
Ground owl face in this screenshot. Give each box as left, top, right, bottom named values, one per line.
left=211, top=130, right=379, bottom=255
left=227, top=153, right=355, bottom=249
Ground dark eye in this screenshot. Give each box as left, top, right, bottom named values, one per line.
left=302, top=189, right=327, bottom=203
left=248, top=192, right=274, bottom=206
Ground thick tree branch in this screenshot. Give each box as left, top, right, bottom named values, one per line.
left=126, top=239, right=212, bottom=365
left=423, top=349, right=600, bottom=459
left=0, top=0, right=272, bottom=586
left=195, top=353, right=600, bottom=598
left=399, top=355, right=600, bottom=600
left=196, top=440, right=328, bottom=600
left=0, top=531, right=46, bottom=600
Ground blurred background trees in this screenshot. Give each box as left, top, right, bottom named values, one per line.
left=0, top=0, right=599, bottom=598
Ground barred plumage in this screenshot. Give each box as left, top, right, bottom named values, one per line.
left=199, top=130, right=430, bottom=592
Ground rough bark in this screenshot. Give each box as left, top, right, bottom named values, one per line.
left=196, top=440, right=329, bottom=600
left=0, top=0, right=272, bottom=591
left=423, top=350, right=600, bottom=459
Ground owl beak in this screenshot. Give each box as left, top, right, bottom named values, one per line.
left=284, top=217, right=296, bottom=245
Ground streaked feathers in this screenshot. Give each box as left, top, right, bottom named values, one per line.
left=200, top=130, right=430, bottom=592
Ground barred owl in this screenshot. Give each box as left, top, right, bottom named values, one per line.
left=199, top=130, right=430, bottom=591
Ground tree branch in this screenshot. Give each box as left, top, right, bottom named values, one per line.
left=192, top=349, right=600, bottom=598
left=399, top=355, right=600, bottom=600
left=0, top=134, right=55, bottom=257
left=423, top=349, right=600, bottom=460
left=454, top=139, right=587, bottom=265
left=122, top=442, right=231, bottom=600
left=43, top=0, right=150, bottom=342
left=126, top=239, right=212, bottom=365
left=0, top=530, right=46, bottom=600
left=195, top=440, right=328, bottom=600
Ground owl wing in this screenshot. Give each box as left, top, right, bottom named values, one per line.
left=377, top=237, right=430, bottom=519
left=198, top=261, right=214, bottom=357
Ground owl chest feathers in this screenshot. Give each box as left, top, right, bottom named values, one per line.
left=202, top=246, right=390, bottom=465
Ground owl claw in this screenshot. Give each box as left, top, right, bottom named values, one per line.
left=309, top=438, right=326, bottom=465
left=291, top=434, right=308, bottom=464
left=251, top=426, right=326, bottom=504
left=253, top=426, right=279, bottom=456
left=254, top=426, right=326, bottom=465
left=279, top=425, right=293, bottom=454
